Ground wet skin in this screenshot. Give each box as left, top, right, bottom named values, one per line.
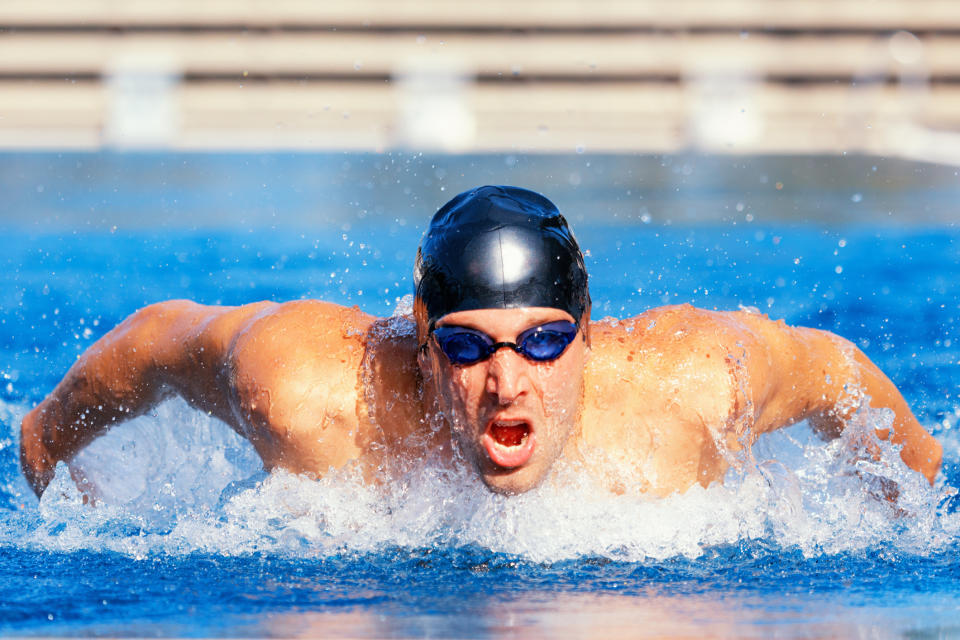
left=20, top=299, right=943, bottom=499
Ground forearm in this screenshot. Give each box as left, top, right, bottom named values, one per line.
left=21, top=398, right=150, bottom=498
left=847, top=348, right=942, bottom=484
left=789, top=331, right=942, bottom=484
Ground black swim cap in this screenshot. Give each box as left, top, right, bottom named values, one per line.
left=414, top=185, right=590, bottom=332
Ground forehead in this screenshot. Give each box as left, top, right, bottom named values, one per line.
left=436, top=307, right=576, bottom=334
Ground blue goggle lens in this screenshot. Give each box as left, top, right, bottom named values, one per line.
left=437, top=331, right=489, bottom=364
left=432, top=320, right=578, bottom=365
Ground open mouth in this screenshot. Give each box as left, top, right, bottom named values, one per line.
left=482, top=419, right=535, bottom=469
left=491, top=422, right=529, bottom=447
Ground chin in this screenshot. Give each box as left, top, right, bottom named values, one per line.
left=479, top=465, right=547, bottom=495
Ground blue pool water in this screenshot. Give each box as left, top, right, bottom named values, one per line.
left=2, top=152, right=960, bottom=637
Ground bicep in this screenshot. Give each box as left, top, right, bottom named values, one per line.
left=166, top=300, right=276, bottom=423
left=747, top=322, right=861, bottom=438
left=38, top=299, right=271, bottom=445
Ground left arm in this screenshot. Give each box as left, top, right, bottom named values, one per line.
left=739, top=312, right=942, bottom=484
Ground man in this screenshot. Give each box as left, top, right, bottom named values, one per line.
left=20, top=185, right=942, bottom=499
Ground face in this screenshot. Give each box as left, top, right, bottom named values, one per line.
left=418, top=307, right=588, bottom=494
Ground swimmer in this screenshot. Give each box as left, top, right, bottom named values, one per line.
left=20, top=185, right=942, bottom=498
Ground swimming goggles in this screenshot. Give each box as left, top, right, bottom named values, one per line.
left=430, top=320, right=579, bottom=365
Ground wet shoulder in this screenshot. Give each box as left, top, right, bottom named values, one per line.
left=232, top=300, right=376, bottom=355
left=590, top=304, right=781, bottom=353
left=592, top=304, right=729, bottom=353
left=225, top=300, right=379, bottom=399
left=584, top=305, right=769, bottom=415
left=585, top=303, right=798, bottom=412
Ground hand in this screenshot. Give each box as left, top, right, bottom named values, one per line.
left=20, top=406, right=57, bottom=497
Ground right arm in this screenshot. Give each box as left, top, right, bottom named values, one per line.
left=19, top=299, right=275, bottom=497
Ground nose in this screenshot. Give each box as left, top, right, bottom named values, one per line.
left=484, top=346, right=530, bottom=404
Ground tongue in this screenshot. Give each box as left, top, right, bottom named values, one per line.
left=492, top=424, right=528, bottom=447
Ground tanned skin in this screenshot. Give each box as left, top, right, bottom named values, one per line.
left=20, top=300, right=942, bottom=499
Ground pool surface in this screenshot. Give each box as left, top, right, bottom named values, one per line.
left=1, top=152, right=959, bottom=637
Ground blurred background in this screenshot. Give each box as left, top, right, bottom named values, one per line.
left=0, top=0, right=958, bottom=227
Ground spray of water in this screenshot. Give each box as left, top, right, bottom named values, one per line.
left=3, top=392, right=956, bottom=563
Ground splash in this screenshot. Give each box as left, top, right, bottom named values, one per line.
left=4, top=396, right=957, bottom=563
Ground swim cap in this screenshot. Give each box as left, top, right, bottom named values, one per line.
left=414, top=185, right=590, bottom=332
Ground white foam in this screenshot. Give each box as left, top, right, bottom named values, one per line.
left=8, top=397, right=959, bottom=562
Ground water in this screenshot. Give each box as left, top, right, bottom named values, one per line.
left=2, top=153, right=960, bottom=637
